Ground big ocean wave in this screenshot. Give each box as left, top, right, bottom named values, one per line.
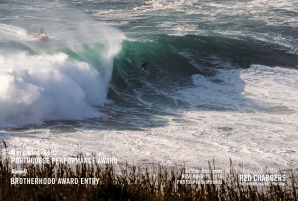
left=0, top=22, right=125, bottom=127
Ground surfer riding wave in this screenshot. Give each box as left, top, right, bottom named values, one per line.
left=139, top=62, right=148, bottom=71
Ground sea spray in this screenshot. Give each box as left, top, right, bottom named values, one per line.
left=0, top=48, right=120, bottom=127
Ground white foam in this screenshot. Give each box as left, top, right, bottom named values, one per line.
left=251, top=34, right=298, bottom=56
left=0, top=23, right=31, bottom=41
left=0, top=53, right=108, bottom=127
left=2, top=65, right=298, bottom=169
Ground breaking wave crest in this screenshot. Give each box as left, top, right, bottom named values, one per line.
left=0, top=22, right=124, bottom=127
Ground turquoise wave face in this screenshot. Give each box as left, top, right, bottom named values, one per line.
left=113, top=34, right=297, bottom=79
left=105, top=33, right=297, bottom=123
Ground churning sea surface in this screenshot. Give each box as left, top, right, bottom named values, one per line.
left=0, top=0, right=297, bottom=169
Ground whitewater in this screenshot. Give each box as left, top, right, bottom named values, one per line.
left=0, top=0, right=297, bottom=170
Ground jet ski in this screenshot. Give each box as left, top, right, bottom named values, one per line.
left=34, top=26, right=49, bottom=40
left=34, top=33, right=49, bottom=40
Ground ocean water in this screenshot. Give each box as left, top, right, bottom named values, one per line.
left=0, top=0, right=297, bottom=169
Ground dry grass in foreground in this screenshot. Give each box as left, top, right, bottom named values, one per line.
left=0, top=147, right=297, bottom=201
